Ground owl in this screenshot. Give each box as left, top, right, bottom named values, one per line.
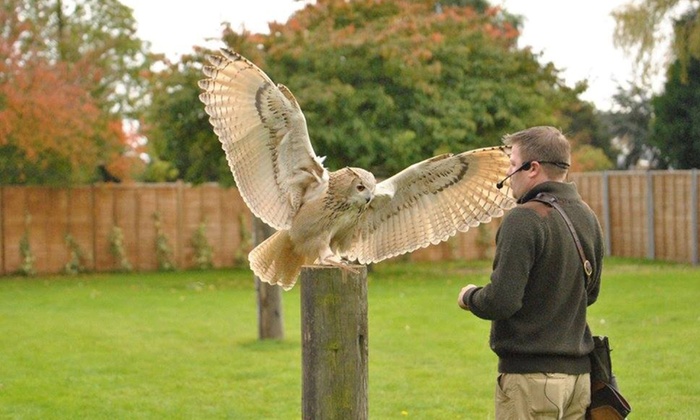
left=198, top=49, right=515, bottom=290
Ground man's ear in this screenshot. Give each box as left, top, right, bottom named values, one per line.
left=527, top=161, right=543, bottom=179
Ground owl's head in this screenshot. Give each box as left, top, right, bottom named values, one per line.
left=332, top=167, right=375, bottom=208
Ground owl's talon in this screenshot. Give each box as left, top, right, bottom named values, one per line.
left=329, top=260, right=360, bottom=275
left=319, top=255, right=360, bottom=274
left=340, top=262, right=360, bottom=274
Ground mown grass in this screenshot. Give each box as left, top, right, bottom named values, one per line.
left=0, top=258, right=698, bottom=419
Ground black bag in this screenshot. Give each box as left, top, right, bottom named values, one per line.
left=587, top=336, right=632, bottom=420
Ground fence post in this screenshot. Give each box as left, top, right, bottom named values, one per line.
left=646, top=172, right=656, bottom=260
left=602, top=171, right=612, bottom=256
left=301, top=265, right=368, bottom=420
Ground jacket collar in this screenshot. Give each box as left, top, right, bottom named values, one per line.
left=517, top=181, right=581, bottom=204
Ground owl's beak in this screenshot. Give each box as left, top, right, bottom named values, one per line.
left=366, top=191, right=375, bottom=204
left=362, top=195, right=373, bottom=209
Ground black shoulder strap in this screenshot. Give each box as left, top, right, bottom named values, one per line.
left=531, top=192, right=594, bottom=291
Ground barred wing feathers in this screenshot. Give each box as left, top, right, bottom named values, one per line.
left=198, top=49, right=326, bottom=230
left=346, top=146, right=516, bottom=264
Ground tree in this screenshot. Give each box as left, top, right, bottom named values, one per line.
left=558, top=99, right=615, bottom=171
left=0, top=4, right=100, bottom=184
left=142, top=51, right=232, bottom=185
left=19, top=0, right=154, bottom=115
left=604, top=83, right=661, bottom=169
left=614, top=1, right=700, bottom=169
left=225, top=0, right=593, bottom=177
left=613, top=0, right=700, bottom=83
left=651, top=57, right=700, bottom=168
left=0, top=0, right=152, bottom=185
left=146, top=0, right=609, bottom=182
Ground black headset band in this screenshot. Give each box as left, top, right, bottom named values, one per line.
left=527, top=160, right=570, bottom=169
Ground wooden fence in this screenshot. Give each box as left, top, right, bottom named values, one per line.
left=1, top=170, right=698, bottom=275
left=570, top=170, right=699, bottom=265
left=0, top=183, right=252, bottom=275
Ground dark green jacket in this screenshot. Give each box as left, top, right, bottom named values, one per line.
left=465, top=181, right=604, bottom=374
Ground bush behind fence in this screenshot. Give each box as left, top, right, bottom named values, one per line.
left=1, top=171, right=698, bottom=276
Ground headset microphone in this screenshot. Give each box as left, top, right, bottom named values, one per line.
left=496, top=161, right=532, bottom=189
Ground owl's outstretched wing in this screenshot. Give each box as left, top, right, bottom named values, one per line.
left=198, top=49, right=327, bottom=230
left=345, top=146, right=515, bottom=264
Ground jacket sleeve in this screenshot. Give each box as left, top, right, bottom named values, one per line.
left=467, top=208, right=546, bottom=320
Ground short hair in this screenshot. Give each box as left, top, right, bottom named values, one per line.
left=502, top=126, right=571, bottom=179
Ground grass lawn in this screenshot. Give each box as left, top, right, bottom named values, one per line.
left=0, top=258, right=698, bottom=419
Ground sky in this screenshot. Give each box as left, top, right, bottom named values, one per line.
left=121, top=0, right=639, bottom=111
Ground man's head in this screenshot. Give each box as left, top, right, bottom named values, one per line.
left=501, top=126, right=571, bottom=199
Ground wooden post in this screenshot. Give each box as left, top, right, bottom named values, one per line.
left=253, top=217, right=284, bottom=340
left=256, top=278, right=284, bottom=340
left=646, top=171, right=656, bottom=260
left=602, top=171, right=612, bottom=257
left=301, top=265, right=368, bottom=420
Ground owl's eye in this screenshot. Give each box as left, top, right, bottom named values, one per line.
left=356, top=185, right=366, bottom=192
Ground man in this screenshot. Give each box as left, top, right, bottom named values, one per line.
left=457, top=126, right=604, bottom=419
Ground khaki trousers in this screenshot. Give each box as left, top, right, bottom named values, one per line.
left=495, top=373, right=590, bottom=420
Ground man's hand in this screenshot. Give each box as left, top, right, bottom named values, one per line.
left=457, top=284, right=477, bottom=310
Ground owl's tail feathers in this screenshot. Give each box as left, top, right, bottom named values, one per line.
left=249, top=230, right=309, bottom=290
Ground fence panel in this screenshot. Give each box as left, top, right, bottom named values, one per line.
left=68, top=187, right=95, bottom=272
left=181, top=185, right=203, bottom=269
left=114, top=186, right=139, bottom=271
left=571, top=173, right=605, bottom=232
left=653, top=172, right=693, bottom=262
left=93, top=185, right=115, bottom=271
left=200, top=184, right=224, bottom=267
left=137, top=186, right=159, bottom=271
left=613, top=173, right=649, bottom=259
left=1, top=173, right=698, bottom=276
left=26, top=188, right=50, bottom=273
left=155, top=184, right=180, bottom=269
left=2, top=187, right=26, bottom=274
left=571, top=171, right=699, bottom=264
left=46, top=188, right=71, bottom=273
left=227, top=187, right=253, bottom=266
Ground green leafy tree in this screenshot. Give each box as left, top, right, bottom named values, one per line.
left=226, top=0, right=589, bottom=177
left=147, top=0, right=607, bottom=181
left=605, top=83, right=660, bottom=169
left=142, top=52, right=232, bottom=185
left=557, top=99, right=615, bottom=171
left=651, top=57, right=700, bottom=168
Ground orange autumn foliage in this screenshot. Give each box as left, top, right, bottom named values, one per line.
left=0, top=60, right=101, bottom=165
left=0, top=4, right=131, bottom=184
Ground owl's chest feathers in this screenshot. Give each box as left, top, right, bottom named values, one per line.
left=288, top=189, right=366, bottom=255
